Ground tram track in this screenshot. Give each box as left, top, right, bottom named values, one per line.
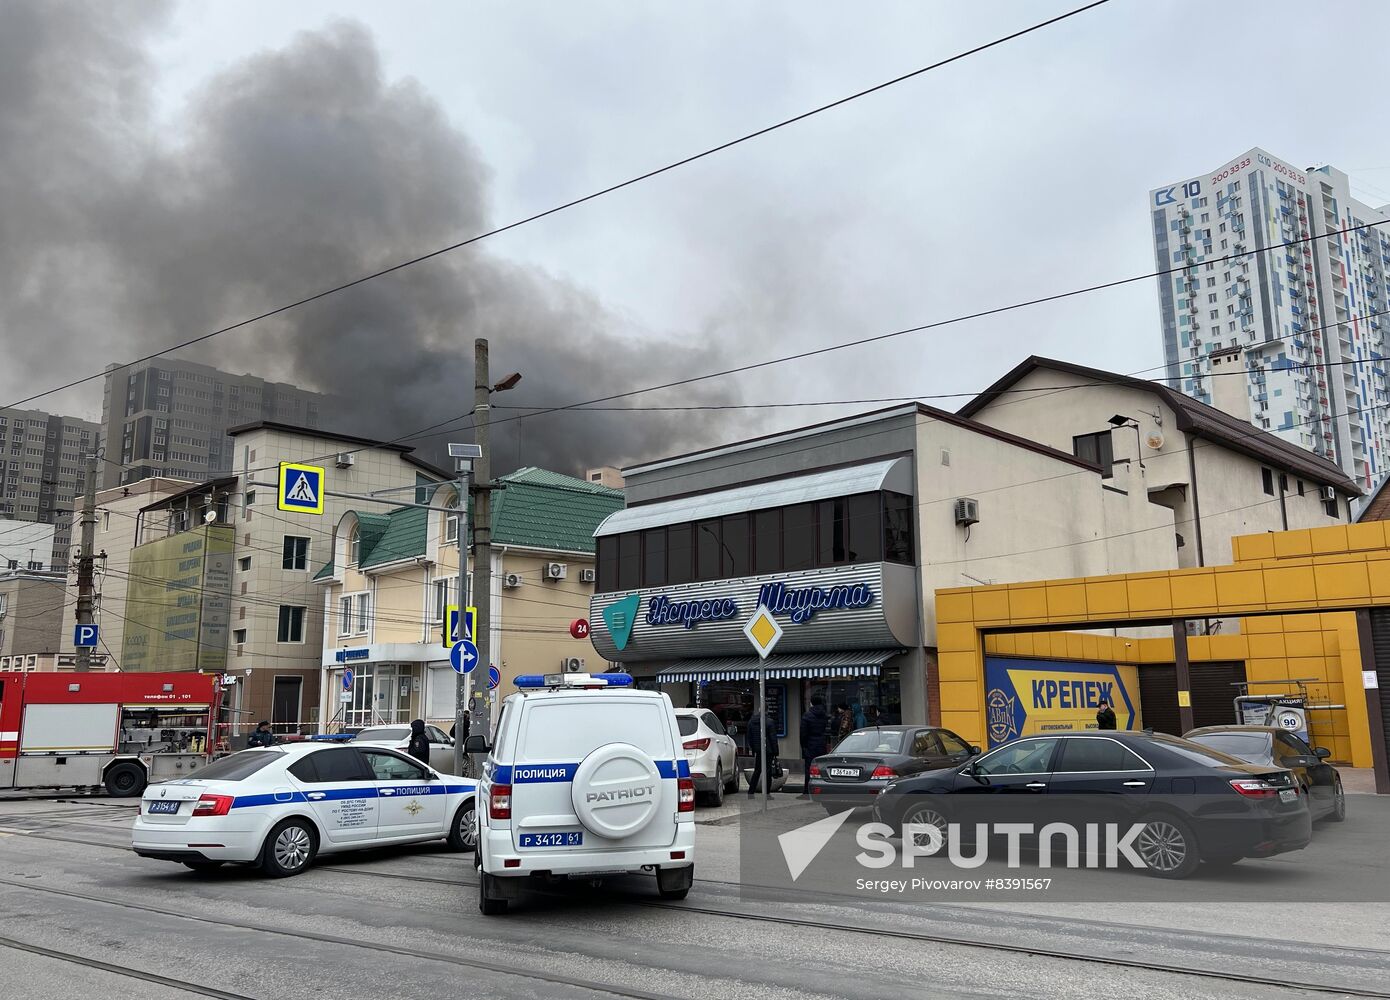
left=0, top=932, right=257, bottom=1000
left=315, top=864, right=1390, bottom=999
left=0, top=875, right=673, bottom=1000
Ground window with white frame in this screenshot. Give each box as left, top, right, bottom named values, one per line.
left=339, top=593, right=370, bottom=636
left=282, top=535, right=310, bottom=571
left=355, top=593, right=370, bottom=634
left=445, top=503, right=460, bottom=543
left=338, top=596, right=354, bottom=636
left=349, top=526, right=361, bottom=566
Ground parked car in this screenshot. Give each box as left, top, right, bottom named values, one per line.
left=871, top=731, right=1312, bottom=879
left=674, top=708, right=739, bottom=805
left=809, top=726, right=979, bottom=810
left=351, top=724, right=457, bottom=774
left=132, top=744, right=477, bottom=876
left=1185, top=725, right=1346, bottom=823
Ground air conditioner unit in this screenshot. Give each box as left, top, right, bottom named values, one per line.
left=503, top=573, right=523, bottom=589
left=562, top=656, right=585, bottom=673
left=335, top=452, right=355, bottom=468
left=953, top=497, right=980, bottom=527
left=578, top=567, right=596, bottom=584
left=1323, top=486, right=1337, bottom=501
left=545, top=562, right=567, bottom=581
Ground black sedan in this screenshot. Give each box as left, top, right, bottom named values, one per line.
left=871, top=731, right=1312, bottom=879
left=1185, top=725, right=1346, bottom=823
left=808, top=726, right=979, bottom=810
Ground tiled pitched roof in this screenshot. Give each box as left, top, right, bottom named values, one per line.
left=312, top=467, right=622, bottom=577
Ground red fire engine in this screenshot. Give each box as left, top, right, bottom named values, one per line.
left=0, top=671, right=222, bottom=797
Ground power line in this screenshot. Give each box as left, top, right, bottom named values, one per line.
left=1, top=1, right=1113, bottom=414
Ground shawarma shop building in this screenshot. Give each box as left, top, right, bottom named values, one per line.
left=586, top=398, right=1186, bottom=758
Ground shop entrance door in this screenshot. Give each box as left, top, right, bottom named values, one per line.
left=1138, top=661, right=1246, bottom=735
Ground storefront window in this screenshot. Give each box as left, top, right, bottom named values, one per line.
left=702, top=681, right=788, bottom=739
left=720, top=513, right=749, bottom=577
left=783, top=503, right=815, bottom=574
left=883, top=492, right=914, bottom=564
left=846, top=493, right=880, bottom=564
left=805, top=669, right=901, bottom=730
left=753, top=508, right=780, bottom=574
left=667, top=523, right=694, bottom=585
left=617, top=532, right=640, bottom=590
left=596, top=536, right=618, bottom=592
left=817, top=498, right=847, bottom=565
left=641, top=528, right=666, bottom=587
left=345, top=664, right=416, bottom=728
left=695, top=519, right=721, bottom=581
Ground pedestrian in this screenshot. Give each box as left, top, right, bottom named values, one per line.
left=830, top=702, right=852, bottom=748
left=246, top=720, right=275, bottom=749
left=799, top=696, right=830, bottom=798
left=1096, top=698, right=1118, bottom=731
left=746, top=709, right=780, bottom=797
left=407, top=718, right=430, bottom=764
left=449, top=710, right=470, bottom=743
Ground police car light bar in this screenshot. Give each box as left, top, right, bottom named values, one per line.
left=514, top=672, right=635, bottom=689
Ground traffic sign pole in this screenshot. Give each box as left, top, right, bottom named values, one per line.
left=74, top=453, right=98, bottom=673
left=453, top=468, right=472, bottom=779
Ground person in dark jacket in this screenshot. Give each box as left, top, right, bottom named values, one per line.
left=799, top=696, right=830, bottom=797
left=407, top=719, right=431, bottom=764
left=745, top=710, right=780, bottom=797
left=246, top=721, right=275, bottom=749
left=449, top=711, right=470, bottom=743
left=1095, top=699, right=1118, bottom=731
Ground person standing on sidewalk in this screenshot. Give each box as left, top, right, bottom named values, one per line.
left=746, top=710, right=780, bottom=797
left=799, top=696, right=830, bottom=798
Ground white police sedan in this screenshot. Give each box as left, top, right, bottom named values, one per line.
left=132, top=742, right=477, bottom=876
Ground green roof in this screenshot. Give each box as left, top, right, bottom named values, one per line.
left=312, top=467, right=622, bottom=578
left=491, top=467, right=624, bottom=554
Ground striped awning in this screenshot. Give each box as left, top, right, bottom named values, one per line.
left=656, top=649, right=903, bottom=684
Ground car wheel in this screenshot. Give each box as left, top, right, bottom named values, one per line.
left=708, top=765, right=725, bottom=807
left=1328, top=781, right=1347, bottom=823
left=260, top=819, right=317, bottom=878
left=1135, top=816, right=1199, bottom=879
left=181, top=860, right=224, bottom=872
left=447, top=800, right=477, bottom=851
left=901, top=803, right=950, bottom=851
left=103, top=763, right=145, bottom=798
left=479, top=871, right=509, bottom=916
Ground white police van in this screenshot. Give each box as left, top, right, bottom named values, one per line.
left=466, top=672, right=695, bottom=915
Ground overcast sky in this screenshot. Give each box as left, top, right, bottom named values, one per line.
left=6, top=1, right=1390, bottom=471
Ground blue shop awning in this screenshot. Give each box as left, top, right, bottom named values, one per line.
left=655, top=649, right=904, bottom=684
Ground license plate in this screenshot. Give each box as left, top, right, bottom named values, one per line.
left=147, top=800, right=181, bottom=815
left=1279, top=788, right=1298, bottom=803
left=519, top=832, right=582, bottom=848
left=829, top=767, right=859, bottom=778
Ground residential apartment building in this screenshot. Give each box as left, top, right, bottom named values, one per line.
left=314, top=467, right=623, bottom=731
left=1151, top=147, right=1390, bottom=493
left=99, top=359, right=338, bottom=489
left=115, top=422, right=447, bottom=741
left=0, top=407, right=100, bottom=565
left=0, top=567, right=66, bottom=668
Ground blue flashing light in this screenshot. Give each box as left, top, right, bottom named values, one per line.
left=514, top=675, right=548, bottom=688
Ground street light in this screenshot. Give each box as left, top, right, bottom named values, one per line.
left=492, top=372, right=523, bottom=393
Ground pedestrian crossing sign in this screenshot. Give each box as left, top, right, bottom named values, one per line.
left=278, top=462, right=325, bottom=514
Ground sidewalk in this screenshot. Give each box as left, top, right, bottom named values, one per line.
left=1340, top=768, right=1382, bottom=795
left=694, top=790, right=814, bottom=825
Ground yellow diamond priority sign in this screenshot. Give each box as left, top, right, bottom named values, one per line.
left=743, top=605, right=783, bottom=660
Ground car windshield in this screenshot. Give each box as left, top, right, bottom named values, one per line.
left=353, top=727, right=409, bottom=741
left=1187, top=732, right=1272, bottom=763
left=191, top=750, right=280, bottom=782
left=833, top=729, right=905, bottom=754
left=677, top=716, right=699, bottom=736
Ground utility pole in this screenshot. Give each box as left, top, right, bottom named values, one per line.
left=74, top=454, right=98, bottom=673
left=452, top=458, right=472, bottom=779
left=469, top=339, right=495, bottom=769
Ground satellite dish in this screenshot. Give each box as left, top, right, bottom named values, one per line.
left=1145, top=432, right=1166, bottom=450
left=203, top=509, right=218, bottom=524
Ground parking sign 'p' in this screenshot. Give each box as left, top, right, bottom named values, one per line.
left=73, top=624, right=100, bottom=648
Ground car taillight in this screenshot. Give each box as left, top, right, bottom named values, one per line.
left=1229, top=778, right=1280, bottom=799
left=808, top=764, right=822, bottom=777
left=677, top=777, right=695, bottom=812
left=870, top=766, right=898, bottom=780
left=192, top=794, right=233, bottom=817
left=489, top=783, right=512, bottom=820
left=683, top=738, right=711, bottom=752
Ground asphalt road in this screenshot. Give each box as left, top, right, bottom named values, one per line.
left=0, top=793, right=1386, bottom=999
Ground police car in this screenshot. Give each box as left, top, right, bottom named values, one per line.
left=466, top=672, right=695, bottom=915
left=131, top=742, right=477, bottom=877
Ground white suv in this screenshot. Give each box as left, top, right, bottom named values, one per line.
left=467, top=672, right=696, bottom=915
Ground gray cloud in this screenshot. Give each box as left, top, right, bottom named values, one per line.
left=0, top=3, right=740, bottom=475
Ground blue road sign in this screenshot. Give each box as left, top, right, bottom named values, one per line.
left=342, top=668, right=354, bottom=691
left=451, top=639, right=480, bottom=674
left=446, top=606, right=477, bottom=645
left=277, top=463, right=325, bottom=514
left=488, top=666, right=500, bottom=690
left=73, top=624, right=99, bottom=648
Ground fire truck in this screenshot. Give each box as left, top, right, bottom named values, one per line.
left=0, top=671, right=222, bottom=797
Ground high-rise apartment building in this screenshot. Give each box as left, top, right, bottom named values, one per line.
left=1151, top=147, right=1390, bottom=493
left=0, top=408, right=100, bottom=566
left=99, top=359, right=337, bottom=489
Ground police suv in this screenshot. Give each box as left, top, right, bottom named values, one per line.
left=466, top=672, right=695, bottom=915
